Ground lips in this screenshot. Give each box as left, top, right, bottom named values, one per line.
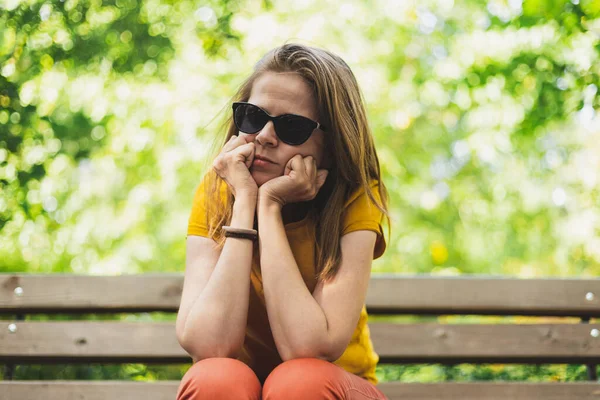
left=254, top=155, right=276, bottom=164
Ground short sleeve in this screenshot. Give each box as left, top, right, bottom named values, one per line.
left=187, top=173, right=227, bottom=238
left=187, top=174, right=211, bottom=237
left=341, top=181, right=387, bottom=259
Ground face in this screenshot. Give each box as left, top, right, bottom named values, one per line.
left=241, top=71, right=328, bottom=187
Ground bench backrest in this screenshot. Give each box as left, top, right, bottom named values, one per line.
left=1, top=274, right=599, bottom=367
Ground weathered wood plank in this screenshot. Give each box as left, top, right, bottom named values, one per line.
left=1, top=381, right=600, bottom=400
left=1, top=274, right=599, bottom=316
left=0, top=274, right=183, bottom=313
left=371, top=323, right=600, bottom=363
left=1, top=322, right=599, bottom=364
left=376, top=382, right=600, bottom=399
left=0, top=381, right=180, bottom=400
left=0, top=321, right=190, bottom=363
left=366, top=275, right=600, bottom=316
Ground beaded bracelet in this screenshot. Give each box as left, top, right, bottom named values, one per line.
left=222, top=226, right=258, bottom=241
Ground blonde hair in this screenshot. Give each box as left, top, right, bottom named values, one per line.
left=204, top=42, right=390, bottom=282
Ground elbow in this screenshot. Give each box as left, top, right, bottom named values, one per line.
left=177, top=329, right=243, bottom=361
left=279, top=340, right=343, bottom=363
left=192, top=347, right=243, bottom=362
left=181, top=339, right=243, bottom=361
left=325, top=346, right=346, bottom=362
left=176, top=315, right=244, bottom=361
left=277, top=341, right=309, bottom=362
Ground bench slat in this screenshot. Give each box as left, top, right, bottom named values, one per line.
left=1, top=381, right=600, bottom=400
left=1, top=322, right=599, bottom=364
left=0, top=274, right=600, bottom=317
left=377, top=382, right=600, bottom=399
left=0, top=321, right=187, bottom=363
left=0, top=381, right=179, bottom=400
left=371, top=323, right=600, bottom=363
left=1, top=274, right=599, bottom=316
left=0, top=274, right=183, bottom=313
left=367, top=276, right=600, bottom=316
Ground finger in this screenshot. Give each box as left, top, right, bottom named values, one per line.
left=222, top=135, right=239, bottom=152
left=226, top=134, right=254, bottom=151
left=235, top=142, right=255, bottom=168
left=287, top=154, right=305, bottom=176
left=284, top=157, right=294, bottom=176
left=316, top=169, right=329, bottom=190
left=303, top=156, right=315, bottom=180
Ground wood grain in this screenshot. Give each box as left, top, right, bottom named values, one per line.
left=0, top=274, right=183, bottom=313
left=1, top=321, right=599, bottom=364
left=371, top=323, right=600, bottom=363
left=1, top=381, right=600, bottom=400
left=366, top=275, right=600, bottom=316
left=1, top=274, right=599, bottom=316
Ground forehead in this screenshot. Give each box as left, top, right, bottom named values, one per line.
left=248, top=71, right=318, bottom=119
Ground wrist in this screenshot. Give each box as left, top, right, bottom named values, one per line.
left=235, top=190, right=258, bottom=204
left=258, top=193, right=283, bottom=209
left=258, top=196, right=283, bottom=218
left=231, top=193, right=257, bottom=229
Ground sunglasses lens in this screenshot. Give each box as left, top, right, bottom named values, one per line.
left=275, top=116, right=316, bottom=145
left=234, top=103, right=268, bottom=133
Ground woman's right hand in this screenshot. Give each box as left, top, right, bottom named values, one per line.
left=212, top=135, right=258, bottom=198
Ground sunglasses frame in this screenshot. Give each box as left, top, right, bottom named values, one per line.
left=232, top=102, right=327, bottom=145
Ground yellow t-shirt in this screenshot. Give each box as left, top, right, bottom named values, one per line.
left=187, top=174, right=387, bottom=385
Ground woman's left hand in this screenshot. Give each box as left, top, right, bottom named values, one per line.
left=259, top=155, right=329, bottom=207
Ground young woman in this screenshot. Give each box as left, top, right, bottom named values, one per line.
left=176, top=43, right=390, bottom=399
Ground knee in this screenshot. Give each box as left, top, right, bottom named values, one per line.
left=263, top=358, right=342, bottom=400
left=176, top=357, right=261, bottom=400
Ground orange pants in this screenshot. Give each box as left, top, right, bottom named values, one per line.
left=176, top=357, right=389, bottom=399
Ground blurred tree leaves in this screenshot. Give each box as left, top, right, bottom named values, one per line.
left=1, top=0, right=599, bottom=273
left=1, top=0, right=598, bottom=272
left=0, top=0, right=243, bottom=230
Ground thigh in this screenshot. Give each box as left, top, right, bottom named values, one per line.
left=177, top=357, right=262, bottom=400
left=262, top=358, right=388, bottom=400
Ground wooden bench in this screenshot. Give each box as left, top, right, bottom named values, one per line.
left=0, top=273, right=599, bottom=399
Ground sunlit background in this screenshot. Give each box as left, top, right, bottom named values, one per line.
left=1, top=0, right=599, bottom=383
left=2, top=0, right=600, bottom=277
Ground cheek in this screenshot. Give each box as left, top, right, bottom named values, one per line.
left=316, top=148, right=325, bottom=167
left=307, top=146, right=325, bottom=168
left=307, top=134, right=326, bottom=166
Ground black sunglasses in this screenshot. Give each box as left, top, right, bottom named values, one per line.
left=232, top=102, right=326, bottom=145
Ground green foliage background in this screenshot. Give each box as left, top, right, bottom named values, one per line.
left=1, top=0, right=599, bottom=384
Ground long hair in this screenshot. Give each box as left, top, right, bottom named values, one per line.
left=203, top=42, right=390, bottom=282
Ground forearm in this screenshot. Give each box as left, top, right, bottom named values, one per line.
left=181, top=193, right=256, bottom=359
left=257, top=200, right=330, bottom=361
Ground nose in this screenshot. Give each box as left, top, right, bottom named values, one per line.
left=254, top=120, right=278, bottom=147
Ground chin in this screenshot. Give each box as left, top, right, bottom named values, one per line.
left=250, top=171, right=270, bottom=187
